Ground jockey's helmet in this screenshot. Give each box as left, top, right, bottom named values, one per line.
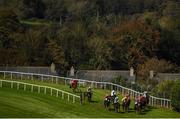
left=143, top=91, right=147, bottom=94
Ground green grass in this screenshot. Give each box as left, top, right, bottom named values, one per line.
left=20, top=19, right=51, bottom=26
left=0, top=78, right=180, bottom=118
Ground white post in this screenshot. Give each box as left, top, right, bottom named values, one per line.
left=56, top=90, right=58, bottom=97
left=24, top=84, right=26, bottom=91
left=11, top=82, right=13, bottom=88
left=62, top=92, right=64, bottom=99
left=0, top=80, right=2, bottom=87
left=17, top=83, right=19, bottom=90
left=56, top=77, right=58, bottom=84
left=11, top=73, right=12, bottom=79
left=170, top=101, right=172, bottom=109
left=51, top=77, right=53, bottom=83
left=91, top=82, right=93, bottom=88
left=41, top=75, right=43, bottom=82
left=104, top=83, right=106, bottom=89
left=73, top=96, right=75, bottom=103
left=44, top=87, right=46, bottom=94
left=38, top=87, right=40, bottom=93
left=50, top=89, right=52, bottom=96
left=4, top=72, right=5, bottom=79
left=31, top=85, right=33, bottom=92
left=65, top=79, right=66, bottom=85
left=68, top=94, right=69, bottom=101
left=31, top=74, right=33, bottom=80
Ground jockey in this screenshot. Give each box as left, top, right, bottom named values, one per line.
left=121, top=96, right=127, bottom=103
left=104, top=94, right=110, bottom=101
left=121, top=94, right=129, bottom=102
left=127, top=94, right=130, bottom=101
left=111, top=90, right=116, bottom=97
left=87, top=86, right=92, bottom=93
left=143, top=91, right=147, bottom=98
left=114, top=96, right=119, bottom=104
left=135, top=96, right=139, bottom=104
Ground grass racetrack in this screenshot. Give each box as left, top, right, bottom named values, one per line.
left=0, top=79, right=180, bottom=118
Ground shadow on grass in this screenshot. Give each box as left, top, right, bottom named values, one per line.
left=90, top=100, right=98, bottom=103
left=137, top=106, right=154, bottom=115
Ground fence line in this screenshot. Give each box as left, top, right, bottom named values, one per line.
left=0, top=71, right=171, bottom=108
left=0, top=79, right=80, bottom=104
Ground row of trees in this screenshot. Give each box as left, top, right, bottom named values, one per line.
left=0, top=0, right=179, bottom=75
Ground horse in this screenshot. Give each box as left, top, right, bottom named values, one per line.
left=114, top=102, right=120, bottom=113
left=69, top=80, right=79, bottom=92
left=134, top=95, right=149, bottom=113
left=139, top=95, right=149, bottom=109
left=104, top=96, right=111, bottom=110
left=134, top=101, right=141, bottom=114
left=83, top=91, right=92, bottom=102
left=122, top=97, right=131, bottom=112
left=104, top=95, right=120, bottom=113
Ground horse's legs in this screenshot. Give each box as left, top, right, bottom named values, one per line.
left=122, top=103, right=125, bottom=112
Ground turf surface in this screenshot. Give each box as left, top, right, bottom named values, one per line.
left=0, top=78, right=180, bottom=118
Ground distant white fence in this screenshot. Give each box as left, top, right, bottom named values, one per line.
left=0, top=71, right=171, bottom=109
left=0, top=79, right=80, bottom=103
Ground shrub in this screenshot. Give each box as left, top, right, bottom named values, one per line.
left=152, top=80, right=175, bottom=99
left=137, top=58, right=177, bottom=80
left=111, top=75, right=127, bottom=86
left=171, top=80, right=180, bottom=112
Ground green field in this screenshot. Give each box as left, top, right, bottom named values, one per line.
left=0, top=79, right=180, bottom=118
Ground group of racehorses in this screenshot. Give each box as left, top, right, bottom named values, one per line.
left=69, top=79, right=149, bottom=113
left=104, top=92, right=149, bottom=113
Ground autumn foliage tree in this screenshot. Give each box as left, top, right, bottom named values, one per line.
left=111, top=20, right=160, bottom=69
left=137, top=58, right=177, bottom=80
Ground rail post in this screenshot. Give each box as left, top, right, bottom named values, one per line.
left=31, top=85, right=33, bottom=92
left=31, top=74, right=33, bottom=80
left=38, top=86, right=40, bottom=93
left=56, top=90, right=58, bottom=97
left=56, top=77, right=58, bottom=84
left=4, top=72, right=5, bottom=79
left=51, top=77, right=53, bottom=83
left=50, top=88, right=52, bottom=96
left=68, top=94, right=70, bottom=101
left=91, top=81, right=93, bottom=88
left=44, top=87, right=46, bottom=94
left=62, top=92, right=64, bottom=99
left=41, top=75, right=43, bottom=82
left=80, top=92, right=83, bottom=105
left=11, top=72, right=12, bottom=79
left=17, top=83, right=19, bottom=90
left=0, top=80, right=2, bottom=87
left=73, top=96, right=75, bottom=103
left=11, top=82, right=13, bottom=88
left=65, top=78, right=67, bottom=85
left=24, top=84, right=26, bottom=91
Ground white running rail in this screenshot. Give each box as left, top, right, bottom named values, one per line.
left=0, top=79, right=80, bottom=103
left=0, top=71, right=171, bottom=108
